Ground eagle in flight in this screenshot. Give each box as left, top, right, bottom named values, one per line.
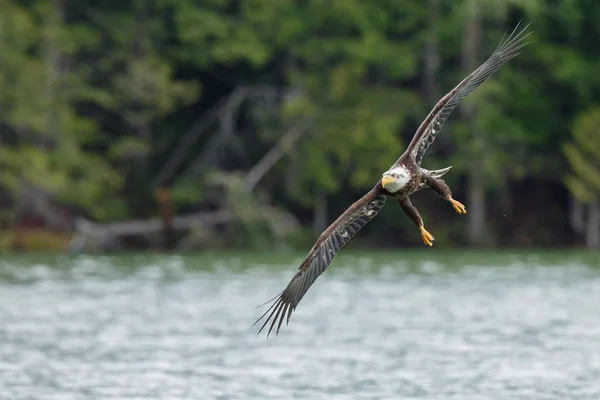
left=254, top=22, right=531, bottom=337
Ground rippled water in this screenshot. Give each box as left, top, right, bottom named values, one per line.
left=0, top=251, right=599, bottom=399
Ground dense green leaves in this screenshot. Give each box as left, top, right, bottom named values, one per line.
left=564, top=106, right=600, bottom=203
left=1, top=0, right=599, bottom=248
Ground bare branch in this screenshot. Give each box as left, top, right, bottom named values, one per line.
left=152, top=95, right=229, bottom=186
left=154, top=85, right=300, bottom=186
left=73, top=210, right=232, bottom=239
left=243, top=118, right=311, bottom=192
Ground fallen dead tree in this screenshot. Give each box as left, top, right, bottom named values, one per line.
left=68, top=207, right=300, bottom=252
left=68, top=210, right=233, bottom=252
left=68, top=86, right=310, bottom=253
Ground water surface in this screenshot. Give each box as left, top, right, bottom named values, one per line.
left=0, top=251, right=599, bottom=399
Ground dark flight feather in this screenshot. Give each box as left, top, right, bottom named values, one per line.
left=396, top=21, right=532, bottom=166
left=253, top=22, right=531, bottom=338
left=253, top=187, right=386, bottom=337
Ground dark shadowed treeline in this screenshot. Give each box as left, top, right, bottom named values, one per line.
left=1, top=0, right=599, bottom=251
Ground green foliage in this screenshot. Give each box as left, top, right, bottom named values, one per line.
left=109, top=137, right=151, bottom=160
left=0, top=1, right=126, bottom=221
left=0, top=0, right=599, bottom=249
left=112, top=56, right=199, bottom=127
left=564, top=106, right=600, bottom=204
left=203, top=171, right=293, bottom=249
left=172, top=0, right=273, bottom=67
left=0, top=145, right=124, bottom=219
left=261, top=1, right=424, bottom=206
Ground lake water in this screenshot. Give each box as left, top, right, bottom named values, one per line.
left=0, top=251, right=599, bottom=399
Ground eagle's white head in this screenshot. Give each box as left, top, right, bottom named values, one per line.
left=381, top=166, right=411, bottom=194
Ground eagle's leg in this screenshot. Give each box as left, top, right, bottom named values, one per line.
left=397, top=196, right=434, bottom=246
left=426, top=176, right=467, bottom=215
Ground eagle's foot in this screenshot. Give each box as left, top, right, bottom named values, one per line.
left=449, top=197, right=467, bottom=214
left=419, top=226, right=434, bottom=247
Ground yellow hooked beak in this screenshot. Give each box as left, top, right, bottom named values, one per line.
left=381, top=175, right=394, bottom=189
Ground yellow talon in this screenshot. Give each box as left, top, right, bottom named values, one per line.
left=419, top=226, right=434, bottom=247
left=449, top=197, right=467, bottom=214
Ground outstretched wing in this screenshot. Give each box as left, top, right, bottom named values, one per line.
left=396, top=21, right=532, bottom=166
left=253, top=186, right=386, bottom=337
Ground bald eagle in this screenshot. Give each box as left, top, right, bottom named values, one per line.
left=255, top=22, right=531, bottom=337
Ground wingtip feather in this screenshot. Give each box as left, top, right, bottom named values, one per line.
left=252, top=192, right=386, bottom=338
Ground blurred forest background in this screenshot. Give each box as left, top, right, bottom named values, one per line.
left=1, top=0, right=599, bottom=252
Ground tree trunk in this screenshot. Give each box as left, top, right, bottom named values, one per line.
left=462, top=4, right=487, bottom=245
left=569, top=195, right=585, bottom=235
left=19, top=0, right=65, bottom=230
left=243, top=119, right=310, bottom=192
left=156, top=187, right=174, bottom=250
left=424, top=0, right=440, bottom=104
left=467, top=176, right=486, bottom=240
left=134, top=0, right=151, bottom=173
left=312, top=189, right=327, bottom=237
left=586, top=203, right=600, bottom=250
left=44, top=0, right=63, bottom=141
